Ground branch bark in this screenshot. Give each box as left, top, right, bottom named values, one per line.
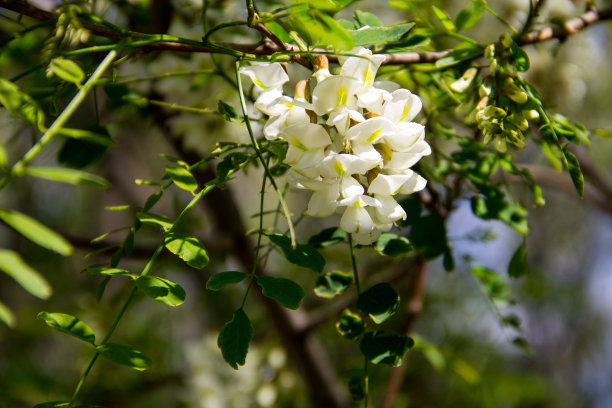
left=2, top=0, right=611, bottom=65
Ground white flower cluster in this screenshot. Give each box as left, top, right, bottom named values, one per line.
left=239, top=48, right=431, bottom=244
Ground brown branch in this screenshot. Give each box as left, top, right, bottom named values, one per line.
left=2, top=0, right=611, bottom=65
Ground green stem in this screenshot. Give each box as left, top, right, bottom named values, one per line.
left=240, top=163, right=268, bottom=308
left=108, top=69, right=214, bottom=85
left=0, top=49, right=118, bottom=192
left=203, top=20, right=248, bottom=43
left=122, top=96, right=217, bottom=115
left=234, top=59, right=296, bottom=248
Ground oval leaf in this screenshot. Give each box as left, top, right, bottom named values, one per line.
left=356, top=282, right=400, bottom=324
left=269, top=233, right=325, bottom=273
left=314, top=270, right=352, bottom=299
left=49, top=58, right=85, bottom=85
left=508, top=239, right=529, bottom=278
left=136, top=212, right=173, bottom=231
left=37, top=311, right=96, bottom=344
left=165, top=166, right=198, bottom=193
left=360, top=331, right=414, bottom=366
left=206, top=271, right=247, bottom=291
left=218, top=308, right=253, bottom=369
left=164, top=233, right=209, bottom=269
left=96, top=342, right=151, bottom=371
left=257, top=276, right=305, bottom=310
left=336, top=309, right=364, bottom=340
left=0, top=300, right=16, bottom=328
left=86, top=267, right=136, bottom=278
left=308, top=227, right=346, bottom=248
left=375, top=233, right=413, bottom=257
left=135, top=275, right=186, bottom=307
left=20, top=167, right=109, bottom=189
left=348, top=23, right=414, bottom=46
left=0, top=249, right=52, bottom=299
left=0, top=78, right=45, bottom=129
left=0, top=209, right=73, bottom=255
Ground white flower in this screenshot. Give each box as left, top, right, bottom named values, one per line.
left=239, top=62, right=289, bottom=90
left=381, top=89, right=422, bottom=123
left=282, top=123, right=331, bottom=170
left=312, top=76, right=361, bottom=115
left=339, top=47, right=386, bottom=87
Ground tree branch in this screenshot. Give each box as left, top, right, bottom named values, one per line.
left=2, top=0, right=611, bottom=65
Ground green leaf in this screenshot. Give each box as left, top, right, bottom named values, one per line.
left=218, top=308, right=253, bottom=369
left=348, top=23, right=414, bottom=46
left=432, top=5, right=456, bottom=31
left=397, top=196, right=422, bottom=227
left=218, top=100, right=239, bottom=122
left=37, top=312, right=96, bottom=344
left=33, top=402, right=70, bottom=408
left=206, top=271, right=247, bottom=291
left=562, top=147, right=584, bottom=198
left=136, top=211, right=173, bottom=231
left=264, top=20, right=293, bottom=43
left=409, top=213, right=448, bottom=259
left=353, top=10, right=382, bottom=27
left=348, top=375, right=366, bottom=401
left=49, top=58, right=85, bottom=85
left=0, top=250, right=52, bottom=299
left=0, top=77, right=45, bottom=129
left=96, top=343, right=152, bottom=371
left=0, top=300, right=16, bottom=327
left=471, top=265, right=510, bottom=305
left=257, top=276, right=305, bottom=310
left=165, top=166, right=198, bottom=193
left=509, top=42, right=530, bottom=72
left=0, top=209, right=73, bottom=255
left=58, top=126, right=113, bottom=169
left=86, top=267, right=136, bottom=277
left=508, top=239, right=529, bottom=278
left=288, top=9, right=354, bottom=50
left=356, top=282, right=400, bottom=324
left=164, top=233, right=209, bottom=269
left=135, top=275, right=186, bottom=307
left=455, top=0, right=485, bottom=31
left=336, top=309, right=364, bottom=340
left=360, top=331, right=414, bottom=366
left=375, top=233, right=413, bottom=256
left=383, top=34, right=430, bottom=52
left=20, top=167, right=109, bottom=188
left=269, top=234, right=325, bottom=273
left=314, top=270, right=352, bottom=298
left=435, top=45, right=483, bottom=68
left=307, top=227, right=346, bottom=248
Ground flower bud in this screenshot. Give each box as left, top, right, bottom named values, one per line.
left=501, top=32, right=513, bottom=49
left=314, top=55, right=329, bottom=71
left=295, top=80, right=309, bottom=100
left=495, top=136, right=507, bottom=152
left=484, top=43, right=496, bottom=60
left=450, top=67, right=478, bottom=93
left=523, top=109, right=540, bottom=120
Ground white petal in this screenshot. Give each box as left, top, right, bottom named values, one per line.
left=255, top=90, right=290, bottom=116
left=384, top=141, right=431, bottom=170
left=340, top=206, right=375, bottom=234
left=312, top=76, right=360, bottom=115
left=357, top=87, right=389, bottom=113
left=352, top=227, right=381, bottom=245
left=307, top=184, right=339, bottom=217
left=382, top=89, right=422, bottom=123
left=374, top=195, right=406, bottom=223
left=383, top=122, right=425, bottom=152
left=368, top=173, right=413, bottom=195
left=398, top=172, right=427, bottom=194
left=352, top=142, right=383, bottom=164
left=347, top=116, right=395, bottom=143
left=340, top=48, right=385, bottom=87
left=282, top=123, right=331, bottom=150
left=340, top=176, right=365, bottom=199
left=239, top=63, right=289, bottom=90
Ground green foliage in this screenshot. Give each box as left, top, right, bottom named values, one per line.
left=269, top=233, right=325, bottom=273
left=163, top=233, right=210, bottom=269
left=37, top=312, right=96, bottom=344
left=96, top=343, right=152, bottom=371
left=360, top=331, right=414, bottom=366
left=455, top=0, right=485, bottom=31
left=136, top=212, right=173, bottom=231
left=375, top=233, right=413, bottom=256
left=206, top=271, right=247, bottom=291
left=165, top=166, right=198, bottom=194
left=287, top=9, right=354, bottom=50
left=314, top=270, right=352, bottom=298
left=218, top=308, right=253, bottom=369
left=410, top=213, right=449, bottom=259
left=508, top=239, right=529, bottom=278
left=48, top=57, right=85, bottom=86
left=348, top=23, right=414, bottom=46
left=256, top=276, right=305, bottom=310
left=336, top=309, right=364, bottom=340
left=135, top=276, right=186, bottom=307
left=307, top=227, right=345, bottom=248
left=0, top=77, right=45, bottom=130
left=0, top=249, right=52, bottom=299
left=0, top=209, right=73, bottom=255
left=20, top=166, right=109, bottom=188
left=356, top=283, right=400, bottom=324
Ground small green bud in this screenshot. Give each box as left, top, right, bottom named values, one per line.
left=523, top=109, right=540, bottom=120
left=501, top=33, right=513, bottom=49
left=484, top=43, right=496, bottom=60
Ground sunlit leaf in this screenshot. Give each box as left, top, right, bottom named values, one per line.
left=135, top=275, right=186, bottom=307
left=20, top=167, right=109, bottom=189
left=257, top=276, right=305, bottom=310
left=0, top=77, right=45, bottom=129
left=375, top=233, right=412, bottom=257
left=164, top=233, right=209, bottom=269
left=348, top=23, right=414, bottom=46
left=97, top=343, right=152, bottom=371
left=86, top=267, right=136, bottom=278
left=435, top=45, right=483, bottom=68
left=218, top=308, right=253, bottom=369
left=0, top=250, right=51, bottom=299
left=0, top=300, right=16, bottom=327
left=353, top=10, right=382, bottom=27
left=356, top=283, right=400, bottom=324
left=37, top=312, right=96, bottom=344
left=455, top=0, right=485, bottom=31
left=307, top=227, right=346, bottom=248
left=136, top=212, right=173, bottom=231
left=562, top=147, right=584, bottom=198
left=0, top=209, right=73, bottom=255
left=288, top=9, right=354, bottom=50
left=206, top=271, right=247, bottom=291
left=360, top=331, right=414, bottom=366
left=336, top=309, right=364, bottom=340
left=165, top=166, right=198, bottom=193
left=314, top=270, right=352, bottom=298
left=49, top=58, right=85, bottom=85
left=432, top=5, right=455, bottom=31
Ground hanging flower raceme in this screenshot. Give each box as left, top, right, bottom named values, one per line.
left=239, top=48, right=431, bottom=244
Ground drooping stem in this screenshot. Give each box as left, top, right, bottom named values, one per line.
left=0, top=48, right=118, bottom=191
left=234, top=59, right=296, bottom=248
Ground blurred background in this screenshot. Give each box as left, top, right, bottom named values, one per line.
left=1, top=0, right=612, bottom=407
